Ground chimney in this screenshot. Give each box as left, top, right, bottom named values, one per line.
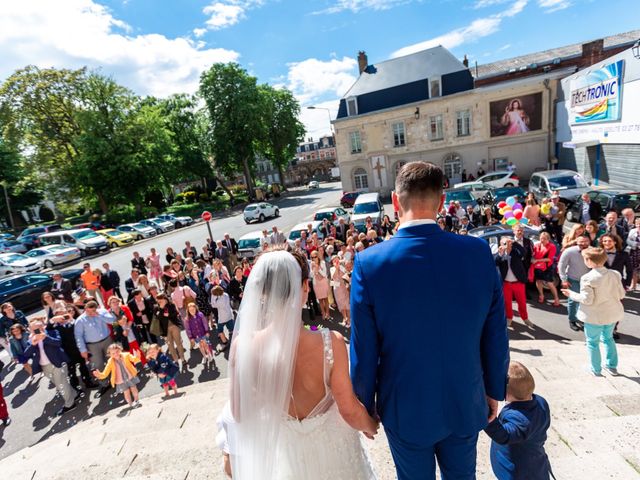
left=582, top=39, right=604, bottom=65
left=463, top=54, right=469, bottom=68
left=358, top=51, right=368, bottom=74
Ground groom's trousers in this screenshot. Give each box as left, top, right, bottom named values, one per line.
left=386, top=428, right=478, bottom=480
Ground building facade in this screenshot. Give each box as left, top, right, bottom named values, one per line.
left=335, top=46, right=565, bottom=196
left=556, top=45, right=640, bottom=189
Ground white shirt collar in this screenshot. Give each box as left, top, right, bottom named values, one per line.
left=398, top=219, right=436, bottom=230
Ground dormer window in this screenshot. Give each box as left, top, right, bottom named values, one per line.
left=346, top=96, right=358, bottom=116
left=430, top=77, right=441, bottom=98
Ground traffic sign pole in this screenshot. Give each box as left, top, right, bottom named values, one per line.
left=201, top=211, right=214, bottom=247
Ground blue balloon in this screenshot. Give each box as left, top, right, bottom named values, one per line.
left=506, top=196, right=516, bottom=207
left=520, top=218, right=529, bottom=225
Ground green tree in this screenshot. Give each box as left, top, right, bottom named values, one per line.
left=199, top=63, right=265, bottom=199
left=259, top=85, right=305, bottom=189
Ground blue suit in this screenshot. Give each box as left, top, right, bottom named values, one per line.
left=350, top=223, right=509, bottom=479
left=22, top=330, right=70, bottom=375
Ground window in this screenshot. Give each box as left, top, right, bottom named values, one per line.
left=394, top=161, right=407, bottom=178
left=456, top=109, right=471, bottom=137
left=350, top=131, right=362, bottom=154
left=429, top=115, right=444, bottom=140
left=430, top=78, right=441, bottom=98
left=346, top=97, right=358, bottom=116
left=493, top=157, right=509, bottom=170
left=353, top=168, right=369, bottom=190
left=392, top=122, right=406, bottom=147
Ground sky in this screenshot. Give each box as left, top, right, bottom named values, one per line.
left=0, top=0, right=638, bottom=139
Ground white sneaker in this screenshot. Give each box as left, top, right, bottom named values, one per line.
left=605, top=367, right=619, bottom=376
left=201, top=357, right=207, bottom=365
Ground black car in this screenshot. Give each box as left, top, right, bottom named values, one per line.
left=480, top=186, right=527, bottom=218
left=567, top=189, right=640, bottom=223
left=0, top=269, right=82, bottom=312
left=444, top=189, right=478, bottom=211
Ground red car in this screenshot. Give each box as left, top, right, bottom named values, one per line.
left=340, top=191, right=360, bottom=208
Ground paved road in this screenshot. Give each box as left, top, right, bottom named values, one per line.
left=0, top=183, right=343, bottom=458
left=2, top=182, right=639, bottom=458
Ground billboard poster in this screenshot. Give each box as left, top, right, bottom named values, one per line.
left=570, top=60, right=624, bottom=125
left=490, top=92, right=543, bottom=137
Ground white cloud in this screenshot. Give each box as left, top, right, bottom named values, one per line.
left=391, top=0, right=527, bottom=57
left=538, top=0, right=571, bottom=12
left=299, top=99, right=341, bottom=139
left=314, top=0, right=410, bottom=14
left=0, top=0, right=239, bottom=98
left=193, top=27, right=208, bottom=37
left=203, top=2, right=245, bottom=29
left=473, top=0, right=510, bottom=8
left=286, top=56, right=357, bottom=104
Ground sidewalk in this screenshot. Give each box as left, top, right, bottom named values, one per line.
left=1, top=339, right=640, bottom=479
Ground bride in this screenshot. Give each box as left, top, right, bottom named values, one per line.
left=224, top=249, right=378, bottom=479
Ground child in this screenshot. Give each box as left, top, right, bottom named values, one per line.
left=93, top=343, right=141, bottom=408
left=146, top=344, right=179, bottom=398
left=210, top=286, right=234, bottom=354
left=485, top=361, right=552, bottom=480
left=8, top=323, right=33, bottom=378
left=113, top=315, right=147, bottom=366
left=561, top=247, right=626, bottom=376
left=184, top=303, right=213, bottom=365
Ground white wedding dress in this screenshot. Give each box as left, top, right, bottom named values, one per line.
left=219, top=328, right=376, bottom=479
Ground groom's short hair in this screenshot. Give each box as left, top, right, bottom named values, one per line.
left=395, top=162, right=443, bottom=211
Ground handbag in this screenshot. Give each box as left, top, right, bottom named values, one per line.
left=182, top=287, right=196, bottom=306
left=150, top=315, right=163, bottom=337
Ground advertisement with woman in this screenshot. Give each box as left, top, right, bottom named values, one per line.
left=490, top=92, right=542, bottom=137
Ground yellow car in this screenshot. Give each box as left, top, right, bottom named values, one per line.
left=97, top=229, right=135, bottom=248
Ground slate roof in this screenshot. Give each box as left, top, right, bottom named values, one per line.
left=342, top=46, right=466, bottom=98
left=473, top=30, right=640, bottom=80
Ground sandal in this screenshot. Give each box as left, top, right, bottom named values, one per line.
left=552, top=300, right=561, bottom=307
left=537, top=296, right=545, bottom=303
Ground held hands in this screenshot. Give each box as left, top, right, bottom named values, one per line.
left=560, top=289, right=571, bottom=297
left=486, top=396, right=499, bottom=423
left=362, top=414, right=380, bottom=440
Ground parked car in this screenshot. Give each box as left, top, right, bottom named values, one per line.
left=97, top=229, right=135, bottom=248
left=308, top=180, right=320, bottom=189
left=455, top=171, right=519, bottom=189
left=352, top=192, right=385, bottom=230
left=313, top=207, right=350, bottom=226
left=38, top=228, right=110, bottom=257
left=452, top=182, right=495, bottom=200
left=140, top=218, right=174, bottom=234
left=237, top=231, right=264, bottom=260
left=444, top=189, right=479, bottom=211
left=528, top=170, right=591, bottom=207
left=16, top=224, right=63, bottom=249
left=243, top=203, right=279, bottom=224
left=0, top=269, right=83, bottom=311
left=287, top=221, right=324, bottom=248
left=25, top=245, right=82, bottom=268
left=0, top=253, right=42, bottom=277
left=567, top=189, right=640, bottom=223
left=157, top=214, right=194, bottom=228
left=340, top=191, right=360, bottom=209
left=0, top=240, right=28, bottom=254
left=0, top=233, right=16, bottom=241
left=117, top=223, right=157, bottom=240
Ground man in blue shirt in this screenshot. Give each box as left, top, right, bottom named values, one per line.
left=485, top=361, right=552, bottom=479
left=74, top=301, right=115, bottom=397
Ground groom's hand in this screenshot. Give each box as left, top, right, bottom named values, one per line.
left=486, top=396, right=499, bottom=422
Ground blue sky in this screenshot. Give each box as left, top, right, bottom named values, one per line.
left=0, top=0, right=638, bottom=137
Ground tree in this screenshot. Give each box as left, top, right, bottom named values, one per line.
left=199, top=63, right=265, bottom=199
left=194, top=109, right=234, bottom=202
left=259, top=85, right=305, bottom=189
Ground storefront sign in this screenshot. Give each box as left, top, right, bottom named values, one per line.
left=569, top=60, right=624, bottom=124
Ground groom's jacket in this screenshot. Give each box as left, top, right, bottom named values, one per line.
left=350, top=222, right=509, bottom=446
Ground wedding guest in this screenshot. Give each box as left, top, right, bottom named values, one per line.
left=130, top=251, right=148, bottom=275
left=599, top=211, right=625, bottom=239
left=600, top=234, right=633, bottom=289
left=9, top=324, right=33, bottom=378
left=146, top=248, right=163, bottom=289
left=481, top=206, right=498, bottom=226
left=51, top=272, right=74, bottom=302
left=170, top=279, right=196, bottom=320
left=523, top=197, right=541, bottom=227
left=330, top=256, right=351, bottom=327
left=146, top=344, right=179, bottom=399
left=562, top=223, right=585, bottom=251
left=166, top=247, right=177, bottom=264
left=0, top=302, right=28, bottom=351
left=93, top=343, right=141, bottom=409
left=153, top=294, right=185, bottom=368
left=183, top=241, right=198, bottom=259
left=184, top=303, right=213, bottom=365
left=584, top=220, right=602, bottom=247
left=81, top=263, right=103, bottom=305
left=128, top=289, right=155, bottom=344
left=577, top=193, right=601, bottom=224
left=496, top=238, right=531, bottom=328
left=311, top=251, right=330, bottom=321
left=211, top=286, right=234, bottom=354
left=124, top=268, right=141, bottom=301
left=95, top=268, right=114, bottom=305
left=223, top=233, right=239, bottom=268
left=558, top=236, right=591, bottom=331
left=103, top=263, right=123, bottom=300
left=561, top=248, right=626, bottom=376
left=619, top=208, right=636, bottom=241
left=626, top=217, right=640, bottom=291
left=228, top=266, right=245, bottom=310
left=188, top=268, right=213, bottom=318
left=532, top=232, right=560, bottom=307
left=485, top=362, right=552, bottom=480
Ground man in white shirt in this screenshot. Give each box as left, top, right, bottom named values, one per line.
left=558, top=236, right=591, bottom=331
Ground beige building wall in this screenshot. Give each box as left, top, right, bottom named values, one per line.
left=335, top=74, right=561, bottom=196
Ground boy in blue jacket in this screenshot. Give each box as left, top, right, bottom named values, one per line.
left=146, top=344, right=179, bottom=398
left=485, top=361, right=553, bottom=480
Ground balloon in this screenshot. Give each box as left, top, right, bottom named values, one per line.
left=513, top=209, right=523, bottom=220
left=498, top=208, right=505, bottom=215
left=506, top=196, right=516, bottom=207
left=541, top=204, right=551, bottom=215
left=520, top=218, right=529, bottom=225
left=513, top=203, right=523, bottom=211
left=504, top=211, right=514, bottom=219
left=497, top=201, right=507, bottom=209
left=506, top=217, right=518, bottom=226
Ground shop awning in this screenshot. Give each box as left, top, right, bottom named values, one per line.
left=562, top=140, right=600, bottom=149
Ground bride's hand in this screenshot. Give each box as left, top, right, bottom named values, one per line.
left=362, top=415, right=379, bottom=439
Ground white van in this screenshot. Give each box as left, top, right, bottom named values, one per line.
left=237, top=231, right=265, bottom=260
left=38, top=228, right=110, bottom=256
left=351, top=192, right=385, bottom=230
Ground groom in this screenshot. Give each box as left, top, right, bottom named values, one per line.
left=350, top=162, right=509, bottom=479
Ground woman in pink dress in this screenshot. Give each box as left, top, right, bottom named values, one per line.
left=523, top=198, right=541, bottom=226
left=330, top=256, right=350, bottom=327
left=146, top=248, right=163, bottom=288
left=310, top=251, right=330, bottom=321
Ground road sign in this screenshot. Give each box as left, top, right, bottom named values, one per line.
left=201, top=211, right=212, bottom=222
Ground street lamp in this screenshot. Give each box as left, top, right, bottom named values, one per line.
left=306, top=106, right=334, bottom=135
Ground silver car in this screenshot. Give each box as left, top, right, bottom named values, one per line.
left=140, top=218, right=174, bottom=234
left=0, top=240, right=28, bottom=254
left=26, top=245, right=81, bottom=268
left=0, top=253, right=42, bottom=277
